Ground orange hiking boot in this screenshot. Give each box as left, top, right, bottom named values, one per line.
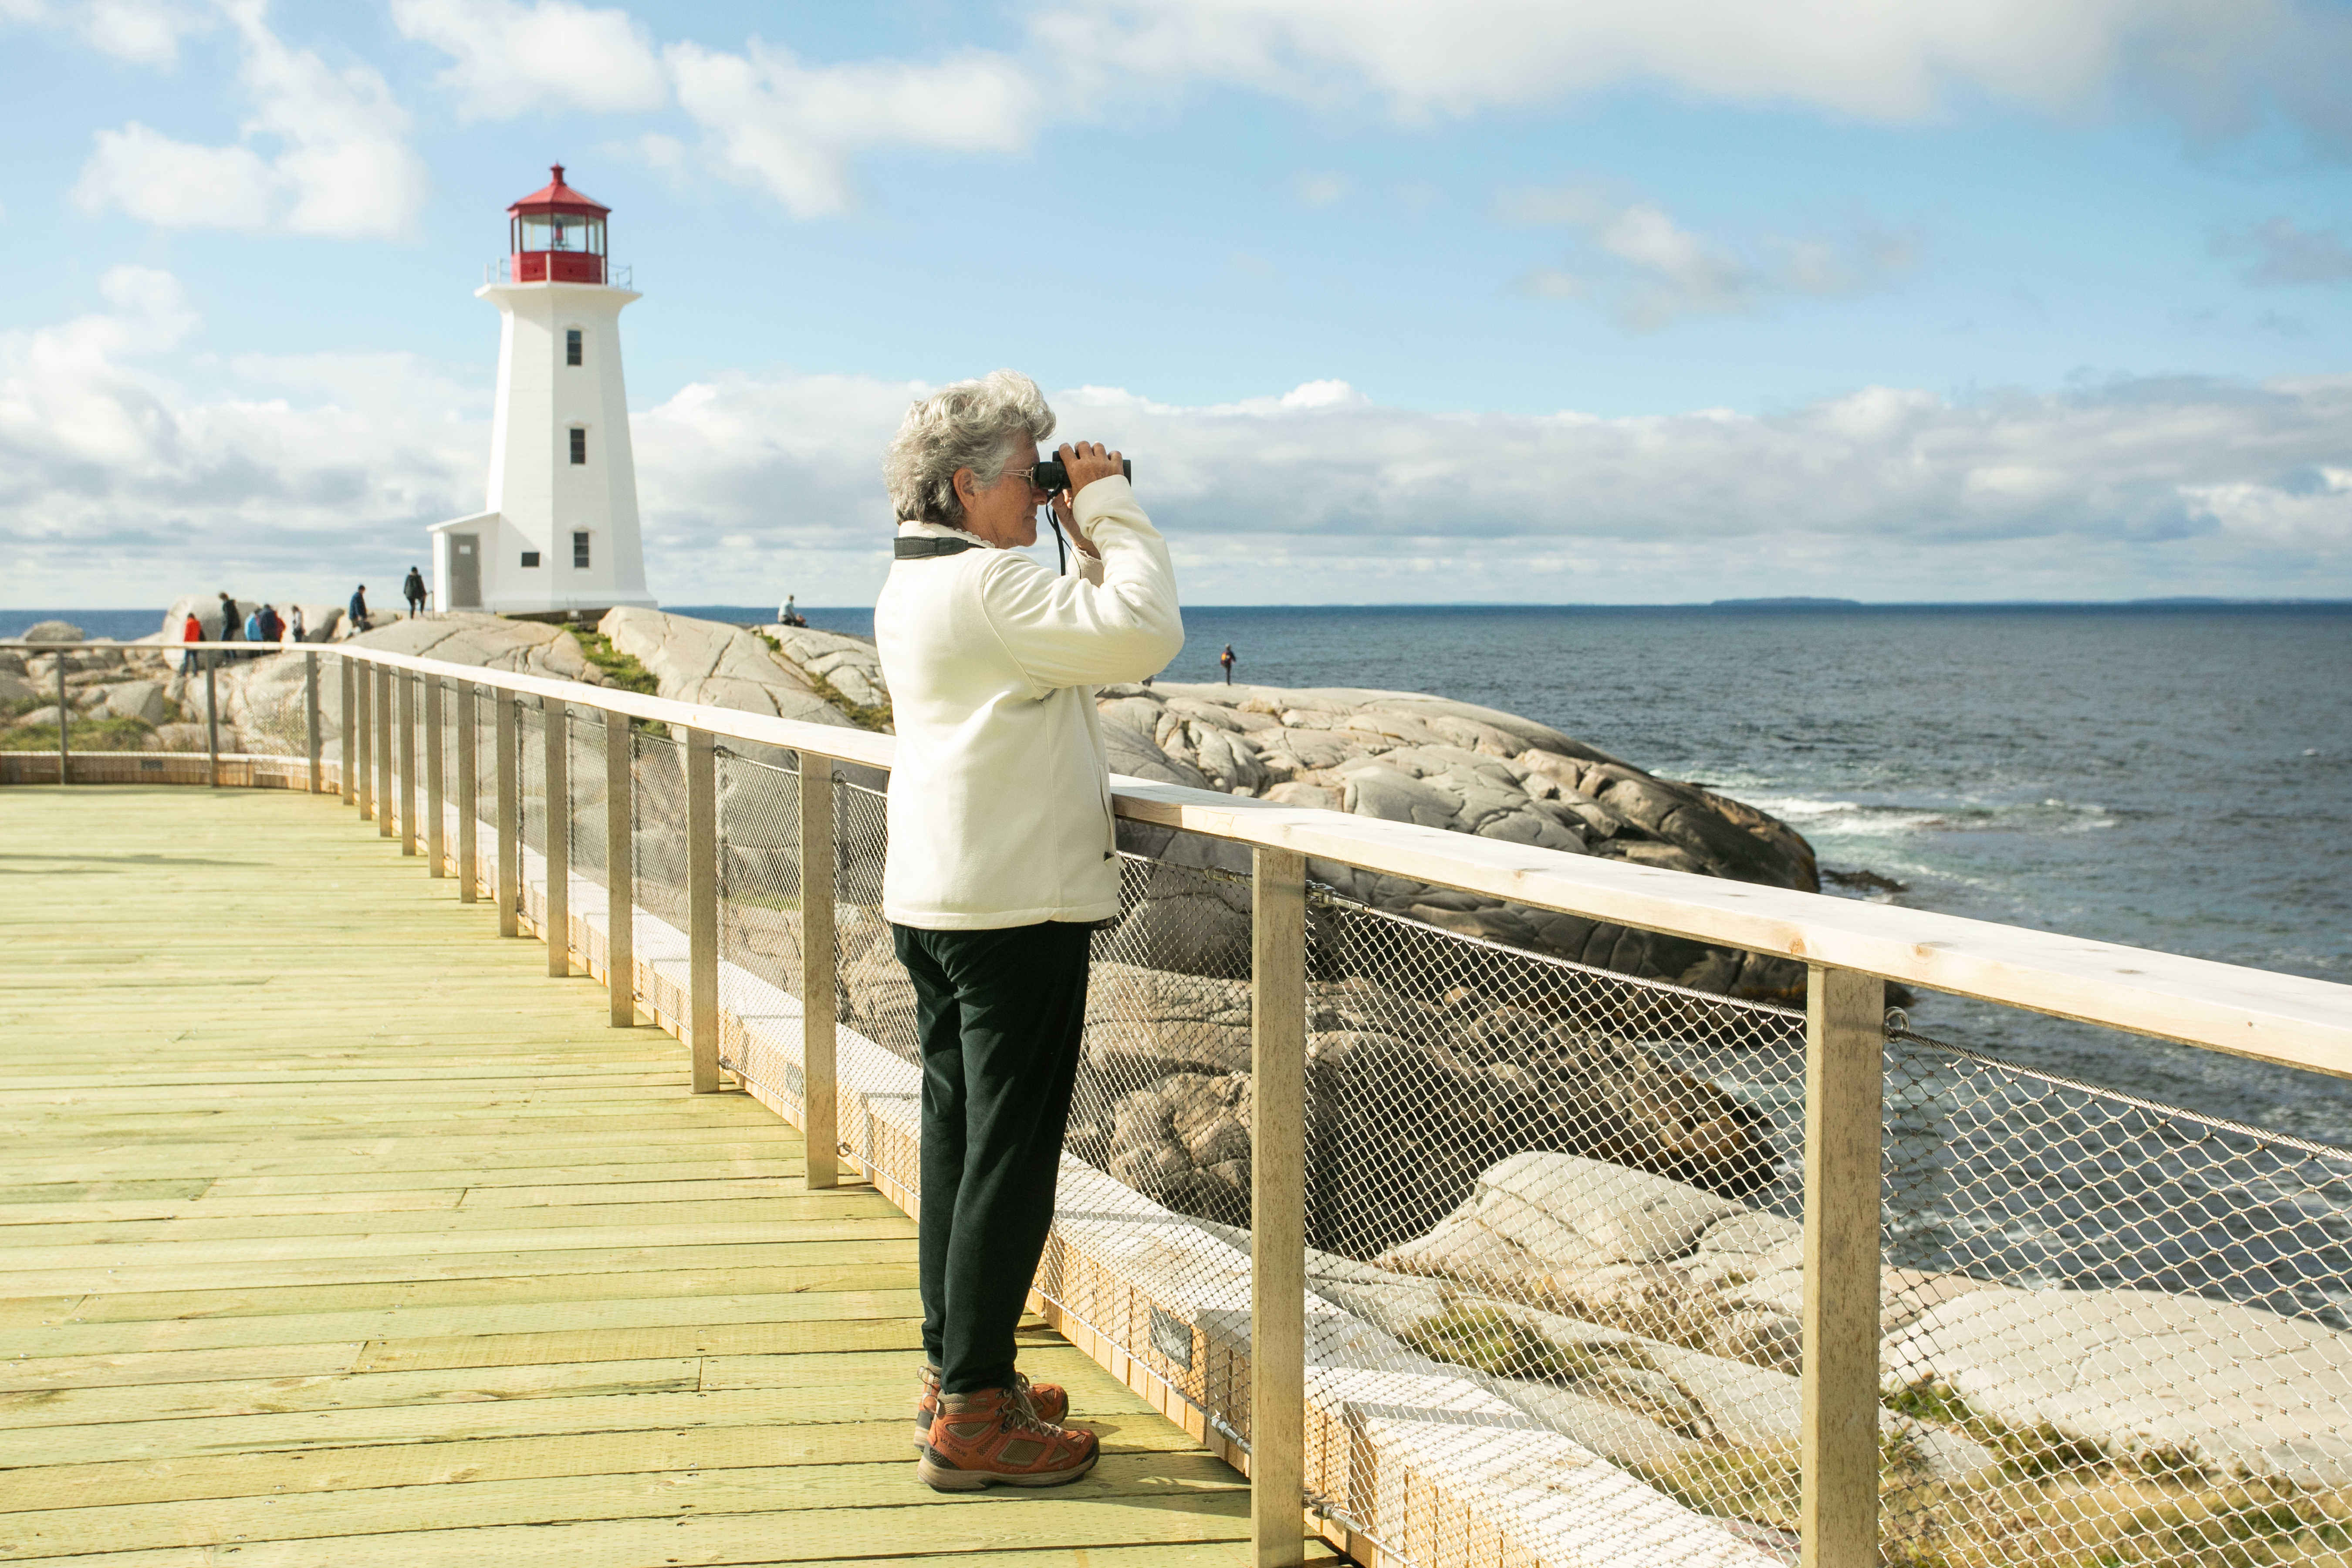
left=914, top=1365, right=1068, bottom=1452
left=916, top=1386, right=1098, bottom=1491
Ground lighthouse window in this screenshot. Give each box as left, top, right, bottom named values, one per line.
left=569, top=427, right=587, bottom=464
left=521, top=551, right=541, bottom=568
left=565, top=329, right=582, bottom=366
left=573, top=531, right=591, bottom=568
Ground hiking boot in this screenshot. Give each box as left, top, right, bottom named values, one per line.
left=916, top=1386, right=1098, bottom=1491
left=914, top=1365, right=1068, bottom=1451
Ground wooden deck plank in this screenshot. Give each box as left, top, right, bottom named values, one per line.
left=0, top=788, right=1301, bottom=1568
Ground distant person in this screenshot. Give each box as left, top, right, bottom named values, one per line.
left=403, top=567, right=427, bottom=618
left=1219, top=643, right=1235, bottom=685
left=218, top=593, right=241, bottom=649
left=778, top=594, right=805, bottom=628
left=243, top=608, right=263, bottom=659
left=261, top=605, right=284, bottom=645
left=179, top=612, right=202, bottom=674
left=287, top=605, right=306, bottom=644
left=349, top=585, right=370, bottom=634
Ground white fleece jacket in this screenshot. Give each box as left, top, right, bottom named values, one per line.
left=874, top=476, right=1184, bottom=929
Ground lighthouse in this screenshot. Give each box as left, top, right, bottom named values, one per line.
left=430, top=166, right=657, bottom=618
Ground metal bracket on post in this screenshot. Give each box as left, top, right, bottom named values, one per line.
left=397, top=673, right=417, bottom=856
left=544, top=697, right=569, bottom=977
left=456, top=683, right=478, bottom=903
left=1802, top=963, right=1886, bottom=1568
left=605, top=710, right=634, bottom=1027
left=375, top=668, right=394, bottom=840
left=424, top=676, right=446, bottom=876
left=1250, top=845, right=1308, bottom=1568
left=686, top=727, right=720, bottom=1092
left=799, top=752, right=838, bottom=1189
left=203, top=656, right=219, bottom=789
left=304, top=652, right=322, bottom=794
left=353, top=660, right=372, bottom=819
left=494, top=691, right=518, bottom=937
left=340, top=657, right=357, bottom=805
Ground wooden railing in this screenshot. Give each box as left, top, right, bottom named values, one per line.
left=14, top=637, right=2351, bottom=1568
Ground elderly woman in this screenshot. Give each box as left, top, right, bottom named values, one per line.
left=876, top=370, right=1183, bottom=1490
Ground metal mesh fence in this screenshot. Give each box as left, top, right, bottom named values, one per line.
left=568, top=708, right=605, bottom=889
left=834, top=778, right=916, bottom=1068
left=1872, top=1027, right=2352, bottom=1568
left=517, top=697, right=545, bottom=866
left=714, top=747, right=801, bottom=1000
left=382, top=675, right=2352, bottom=1568
left=630, top=727, right=688, bottom=937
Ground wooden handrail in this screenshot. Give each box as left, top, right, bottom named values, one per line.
left=308, top=644, right=2333, bottom=1072
left=270, top=645, right=2352, bottom=1078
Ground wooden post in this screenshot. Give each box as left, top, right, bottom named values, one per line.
left=339, top=657, right=356, bottom=805
left=375, top=668, right=394, bottom=840
left=605, top=710, right=634, bottom=1027
left=203, top=656, right=219, bottom=789
left=686, top=727, right=720, bottom=1092
left=304, top=652, right=321, bottom=794
left=544, top=697, right=570, bottom=977
left=1802, top=963, right=1886, bottom=1568
left=353, top=659, right=372, bottom=819
left=456, top=683, right=478, bottom=903
left=1250, top=845, right=1308, bottom=1568
left=494, top=691, right=518, bottom=938
left=424, top=675, right=446, bottom=876
left=799, top=752, right=838, bottom=1189
left=397, top=673, right=417, bottom=856
left=55, top=659, right=69, bottom=786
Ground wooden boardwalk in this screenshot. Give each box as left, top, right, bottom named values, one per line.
left=0, top=786, right=1338, bottom=1568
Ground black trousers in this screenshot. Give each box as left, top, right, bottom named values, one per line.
left=894, top=920, right=1092, bottom=1395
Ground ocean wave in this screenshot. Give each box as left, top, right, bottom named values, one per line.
left=1739, top=793, right=2118, bottom=836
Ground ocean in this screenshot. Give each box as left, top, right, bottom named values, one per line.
left=22, top=601, right=2352, bottom=1145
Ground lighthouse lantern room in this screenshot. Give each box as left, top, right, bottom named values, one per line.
left=431, top=165, right=656, bottom=619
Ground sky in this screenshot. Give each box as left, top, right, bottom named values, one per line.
left=2, top=0, right=2350, bottom=608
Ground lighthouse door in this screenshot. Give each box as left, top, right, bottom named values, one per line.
left=449, top=535, right=481, bottom=608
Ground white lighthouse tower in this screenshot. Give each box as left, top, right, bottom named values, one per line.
left=431, top=166, right=657, bottom=618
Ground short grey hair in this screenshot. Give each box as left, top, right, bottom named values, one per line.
left=883, top=369, right=1057, bottom=524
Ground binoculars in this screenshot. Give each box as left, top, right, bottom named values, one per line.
left=1034, top=455, right=1132, bottom=491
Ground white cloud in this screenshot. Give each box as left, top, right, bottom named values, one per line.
left=0, top=270, right=482, bottom=605
left=4, top=273, right=2346, bottom=606
left=0, top=0, right=212, bottom=69
left=2220, top=217, right=2352, bottom=285
left=1500, top=179, right=1920, bottom=330
left=1024, top=0, right=2352, bottom=138
left=666, top=39, right=1041, bottom=217
left=72, top=0, right=428, bottom=238
left=390, top=0, right=666, bottom=117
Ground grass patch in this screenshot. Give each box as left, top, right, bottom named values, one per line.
left=1399, top=1304, right=1652, bottom=1386
left=755, top=628, right=892, bottom=731
left=1, top=716, right=155, bottom=751
left=567, top=627, right=659, bottom=697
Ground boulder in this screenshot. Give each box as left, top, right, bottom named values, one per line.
left=19, top=621, right=83, bottom=642
left=767, top=625, right=891, bottom=712
left=600, top=608, right=852, bottom=738
left=1098, top=681, right=1820, bottom=1003
left=1882, top=1284, right=2352, bottom=1487
left=103, top=681, right=173, bottom=726
left=0, top=673, right=38, bottom=705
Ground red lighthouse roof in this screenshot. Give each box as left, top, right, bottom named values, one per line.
left=507, top=164, right=608, bottom=217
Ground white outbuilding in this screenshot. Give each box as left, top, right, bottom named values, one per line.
left=431, top=166, right=657, bottom=619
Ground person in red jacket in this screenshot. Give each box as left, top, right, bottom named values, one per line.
left=180, top=612, right=202, bottom=675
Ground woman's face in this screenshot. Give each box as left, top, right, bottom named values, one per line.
left=953, top=443, right=1045, bottom=549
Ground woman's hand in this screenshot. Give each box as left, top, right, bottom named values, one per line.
left=1053, top=441, right=1123, bottom=558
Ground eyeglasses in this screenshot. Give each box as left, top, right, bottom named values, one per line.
left=1002, top=463, right=1045, bottom=491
